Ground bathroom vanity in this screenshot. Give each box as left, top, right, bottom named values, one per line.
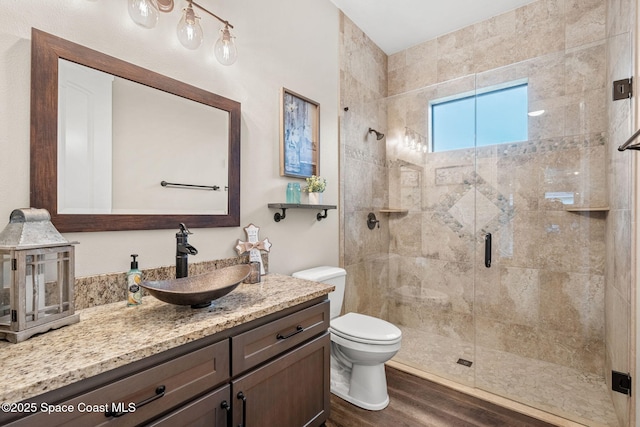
left=0, top=274, right=333, bottom=427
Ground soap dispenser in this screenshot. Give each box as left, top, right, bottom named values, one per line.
left=127, top=254, right=143, bottom=306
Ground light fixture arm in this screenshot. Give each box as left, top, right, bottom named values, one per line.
left=129, top=0, right=236, bottom=65
left=189, top=0, right=233, bottom=29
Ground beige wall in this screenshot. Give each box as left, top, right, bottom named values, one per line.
left=0, top=0, right=340, bottom=277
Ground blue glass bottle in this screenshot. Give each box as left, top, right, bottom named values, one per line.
left=286, top=183, right=301, bottom=204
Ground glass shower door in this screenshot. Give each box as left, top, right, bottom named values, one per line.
left=472, top=49, right=616, bottom=424
left=385, top=40, right=621, bottom=426
left=386, top=76, right=479, bottom=388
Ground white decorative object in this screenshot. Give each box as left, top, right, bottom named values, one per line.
left=234, top=223, right=272, bottom=275
left=304, top=175, right=326, bottom=205
left=308, top=192, right=323, bottom=205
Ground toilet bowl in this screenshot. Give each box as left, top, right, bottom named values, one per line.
left=292, top=267, right=402, bottom=411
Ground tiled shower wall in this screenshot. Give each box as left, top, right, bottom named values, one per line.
left=339, top=13, right=390, bottom=319
left=387, top=0, right=607, bottom=373
left=340, top=0, right=635, bottom=425
left=386, top=0, right=609, bottom=376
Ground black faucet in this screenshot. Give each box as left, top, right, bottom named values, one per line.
left=176, top=223, right=198, bottom=278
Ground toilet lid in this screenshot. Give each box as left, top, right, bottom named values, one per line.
left=330, top=312, right=402, bottom=343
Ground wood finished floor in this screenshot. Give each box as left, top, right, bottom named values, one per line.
left=326, top=367, right=557, bottom=427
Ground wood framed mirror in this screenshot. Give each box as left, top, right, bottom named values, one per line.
left=30, top=28, right=240, bottom=232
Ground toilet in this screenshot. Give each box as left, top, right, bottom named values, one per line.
left=292, top=266, right=401, bottom=411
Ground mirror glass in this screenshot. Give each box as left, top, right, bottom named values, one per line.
left=57, top=59, right=229, bottom=215
left=30, top=29, right=241, bottom=232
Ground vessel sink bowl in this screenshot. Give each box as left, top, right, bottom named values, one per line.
left=140, top=264, right=251, bottom=308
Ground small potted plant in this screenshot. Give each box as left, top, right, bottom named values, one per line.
left=304, top=175, right=326, bottom=204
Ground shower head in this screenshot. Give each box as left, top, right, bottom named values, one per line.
left=368, top=128, right=385, bottom=140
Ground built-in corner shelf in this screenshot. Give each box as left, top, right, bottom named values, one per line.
left=268, top=203, right=337, bottom=222
left=564, top=206, right=610, bottom=212
left=379, top=208, right=409, bottom=214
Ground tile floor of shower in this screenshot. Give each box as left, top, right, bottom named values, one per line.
left=393, top=326, right=619, bottom=427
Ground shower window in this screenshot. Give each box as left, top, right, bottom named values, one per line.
left=430, top=81, right=528, bottom=152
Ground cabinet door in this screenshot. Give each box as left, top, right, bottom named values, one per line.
left=232, top=333, right=330, bottom=427
left=147, top=385, right=230, bottom=427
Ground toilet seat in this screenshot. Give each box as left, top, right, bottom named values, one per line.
left=330, top=312, right=402, bottom=345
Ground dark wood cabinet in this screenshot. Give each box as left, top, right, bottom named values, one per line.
left=231, top=299, right=330, bottom=375
left=4, top=299, right=330, bottom=427
left=148, top=385, right=231, bottom=427
left=232, top=333, right=330, bottom=427
left=6, top=340, right=230, bottom=426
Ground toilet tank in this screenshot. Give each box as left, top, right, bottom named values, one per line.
left=292, top=266, right=346, bottom=319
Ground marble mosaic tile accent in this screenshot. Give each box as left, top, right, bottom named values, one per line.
left=344, top=144, right=386, bottom=167
left=421, top=166, right=515, bottom=240
left=476, top=132, right=606, bottom=159
left=434, top=165, right=474, bottom=186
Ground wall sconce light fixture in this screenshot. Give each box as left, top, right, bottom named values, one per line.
left=128, top=0, right=237, bottom=65
left=404, top=127, right=428, bottom=153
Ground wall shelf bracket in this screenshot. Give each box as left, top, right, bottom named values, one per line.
left=317, top=209, right=329, bottom=221
left=273, top=208, right=287, bottom=222
left=268, top=203, right=337, bottom=222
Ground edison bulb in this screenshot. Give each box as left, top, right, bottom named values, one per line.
left=214, top=25, right=237, bottom=65
left=128, top=0, right=159, bottom=29
left=177, top=5, right=203, bottom=50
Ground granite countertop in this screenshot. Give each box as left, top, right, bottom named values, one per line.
left=0, top=274, right=333, bottom=404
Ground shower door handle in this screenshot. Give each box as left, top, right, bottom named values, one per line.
left=484, top=233, right=491, bottom=268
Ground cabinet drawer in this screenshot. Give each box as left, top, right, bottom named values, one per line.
left=9, top=339, right=229, bottom=427
left=232, top=300, right=329, bottom=375
left=147, top=385, right=230, bottom=427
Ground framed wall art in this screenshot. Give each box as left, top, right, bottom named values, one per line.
left=280, top=87, right=319, bottom=178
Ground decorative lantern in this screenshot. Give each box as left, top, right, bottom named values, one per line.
left=0, top=209, right=79, bottom=343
